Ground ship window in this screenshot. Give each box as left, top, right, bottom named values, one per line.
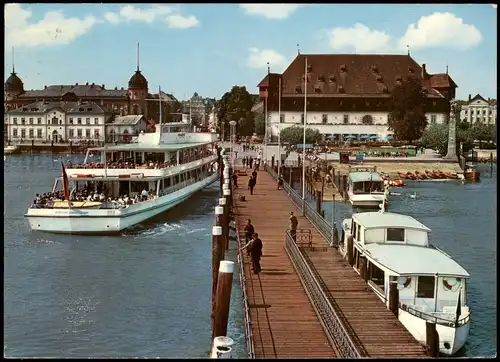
left=369, top=263, right=385, bottom=292
left=387, top=228, right=405, bottom=242
left=417, top=276, right=435, bottom=298
left=174, top=175, right=180, bottom=184
left=357, top=226, right=361, bottom=241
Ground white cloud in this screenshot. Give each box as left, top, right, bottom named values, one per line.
left=240, top=4, right=302, bottom=19
left=103, top=5, right=199, bottom=28
left=166, top=14, right=200, bottom=29
left=5, top=3, right=100, bottom=48
left=246, top=48, right=287, bottom=71
left=329, top=24, right=393, bottom=53
left=398, top=12, right=482, bottom=50
left=492, top=4, right=497, bottom=9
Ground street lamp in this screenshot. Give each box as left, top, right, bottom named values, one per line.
left=229, top=120, right=237, bottom=168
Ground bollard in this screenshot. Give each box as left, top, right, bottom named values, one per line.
left=211, top=223, right=223, bottom=332
left=321, top=176, right=325, bottom=201
left=290, top=168, right=294, bottom=188
left=271, top=156, right=275, bottom=169
left=315, top=190, right=322, bottom=214
left=359, top=255, right=367, bottom=281
left=347, top=236, right=354, bottom=266
left=389, top=275, right=399, bottom=317
left=223, top=189, right=231, bottom=249
left=219, top=198, right=228, bottom=258
left=210, top=336, right=234, bottom=359
left=426, top=321, right=439, bottom=357
left=332, top=222, right=339, bottom=246
left=337, top=171, right=341, bottom=189
left=213, top=261, right=235, bottom=339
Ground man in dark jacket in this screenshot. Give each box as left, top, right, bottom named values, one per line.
left=241, top=233, right=263, bottom=274
left=248, top=176, right=256, bottom=195
left=244, top=219, right=255, bottom=243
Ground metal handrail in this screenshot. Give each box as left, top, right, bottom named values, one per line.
left=284, top=231, right=364, bottom=357
left=233, top=198, right=256, bottom=358
left=400, top=303, right=471, bottom=327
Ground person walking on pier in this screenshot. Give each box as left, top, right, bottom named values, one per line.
left=241, top=233, right=263, bottom=274
left=248, top=176, right=256, bottom=195
left=244, top=219, right=255, bottom=243
left=248, top=157, right=253, bottom=169
left=289, top=212, right=298, bottom=241
left=251, top=169, right=258, bottom=184
left=277, top=175, right=284, bottom=190
left=242, top=156, right=247, bottom=168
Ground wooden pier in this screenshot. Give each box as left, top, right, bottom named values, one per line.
left=233, top=168, right=426, bottom=358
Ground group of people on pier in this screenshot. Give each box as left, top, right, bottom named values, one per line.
left=240, top=219, right=263, bottom=275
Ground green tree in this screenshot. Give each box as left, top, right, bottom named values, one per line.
left=280, top=126, right=320, bottom=145
left=388, top=76, right=429, bottom=142
left=215, top=86, right=255, bottom=140
left=254, top=112, right=265, bottom=136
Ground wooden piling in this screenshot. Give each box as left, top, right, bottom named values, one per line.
left=389, top=275, right=399, bottom=317
left=211, top=223, right=223, bottom=332
left=213, top=260, right=235, bottom=339
left=315, top=190, right=322, bottom=214
left=321, top=176, right=325, bottom=201
left=271, top=156, right=275, bottom=168
left=359, top=255, right=367, bottom=281
left=425, top=321, right=439, bottom=357
left=289, top=168, right=294, bottom=188
left=219, top=197, right=228, bottom=256
left=347, top=236, right=354, bottom=266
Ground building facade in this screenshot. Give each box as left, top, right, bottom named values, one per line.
left=460, top=94, right=497, bottom=125
left=182, top=93, right=217, bottom=126
left=5, top=101, right=111, bottom=142
left=105, top=115, right=148, bottom=143
left=255, top=54, right=457, bottom=141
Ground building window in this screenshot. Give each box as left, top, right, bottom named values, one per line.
left=431, top=115, right=437, bottom=124
left=69, top=129, right=74, bottom=138
left=77, top=118, right=82, bottom=125
left=94, top=118, right=99, bottom=125
left=37, top=118, right=42, bottom=124
left=29, top=117, right=34, bottom=125
left=77, top=129, right=82, bottom=138
left=343, top=114, right=349, bottom=124
left=362, top=115, right=373, bottom=125
left=29, top=129, right=34, bottom=138
left=85, top=129, right=91, bottom=138
left=37, top=129, right=43, bottom=138
left=86, top=118, right=90, bottom=125
left=51, top=117, right=58, bottom=125
left=94, top=129, right=100, bottom=139
left=69, top=118, right=74, bottom=124
left=417, top=276, right=435, bottom=299
left=387, top=228, right=405, bottom=242
left=280, top=114, right=285, bottom=123
left=322, top=114, right=328, bottom=124
left=13, top=129, right=18, bottom=138
left=21, top=129, right=26, bottom=138
left=21, top=117, right=26, bottom=125
left=13, top=117, right=17, bottom=124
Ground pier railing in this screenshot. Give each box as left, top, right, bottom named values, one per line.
left=233, top=201, right=256, bottom=359
left=266, top=166, right=337, bottom=247
left=284, top=230, right=365, bottom=357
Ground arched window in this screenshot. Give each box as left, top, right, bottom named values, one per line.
left=362, top=115, right=373, bottom=125
left=51, top=116, right=58, bottom=125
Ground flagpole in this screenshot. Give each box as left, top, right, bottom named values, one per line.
left=159, top=85, right=162, bottom=133
left=302, top=56, right=307, bottom=215
left=264, top=63, right=270, bottom=164
left=277, top=77, right=282, bottom=178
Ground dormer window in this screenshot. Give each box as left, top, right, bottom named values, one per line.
left=307, top=64, right=312, bottom=72
left=387, top=228, right=405, bottom=242
left=371, top=65, right=379, bottom=73
left=338, top=85, right=345, bottom=93
left=314, top=85, right=321, bottom=93
left=329, top=75, right=336, bottom=83
left=376, top=75, right=383, bottom=83
left=295, top=85, right=302, bottom=94
left=79, top=108, right=84, bottom=112
left=382, top=85, right=389, bottom=93
left=395, top=76, right=403, bottom=82
left=340, top=64, right=347, bottom=73
left=317, top=74, right=325, bottom=82
left=408, top=67, right=414, bottom=73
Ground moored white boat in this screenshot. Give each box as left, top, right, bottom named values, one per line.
left=4, top=144, right=19, bottom=154
left=346, top=165, right=387, bottom=208
left=339, top=207, right=471, bottom=356
left=25, top=122, right=220, bottom=234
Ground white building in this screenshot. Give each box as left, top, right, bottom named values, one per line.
left=105, top=115, right=147, bottom=143
left=5, top=101, right=110, bottom=143
left=256, top=54, right=457, bottom=141
left=460, top=94, right=497, bottom=125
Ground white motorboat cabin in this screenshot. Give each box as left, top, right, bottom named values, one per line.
left=348, top=166, right=384, bottom=194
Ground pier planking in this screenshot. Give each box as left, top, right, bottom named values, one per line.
left=234, top=168, right=426, bottom=358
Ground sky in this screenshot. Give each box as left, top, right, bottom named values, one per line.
left=4, top=3, right=498, bottom=101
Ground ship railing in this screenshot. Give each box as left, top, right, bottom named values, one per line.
left=266, top=165, right=337, bottom=247
left=158, top=177, right=198, bottom=196
left=400, top=303, right=471, bottom=327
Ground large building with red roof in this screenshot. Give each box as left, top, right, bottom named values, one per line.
left=255, top=53, right=457, bottom=141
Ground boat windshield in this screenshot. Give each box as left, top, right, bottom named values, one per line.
left=352, top=181, right=384, bottom=194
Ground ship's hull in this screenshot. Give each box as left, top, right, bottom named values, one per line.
left=347, top=192, right=386, bottom=208
left=4, top=146, right=19, bottom=154
left=464, top=171, right=480, bottom=181
left=25, top=173, right=218, bottom=234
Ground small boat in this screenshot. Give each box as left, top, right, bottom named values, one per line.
left=464, top=163, right=480, bottom=181
left=4, top=144, right=19, bottom=154
left=346, top=165, right=387, bottom=208
left=431, top=170, right=443, bottom=179
left=398, top=171, right=407, bottom=179
left=406, top=171, right=416, bottom=180
left=425, top=170, right=435, bottom=178
left=340, top=207, right=471, bottom=355
left=414, top=171, right=427, bottom=180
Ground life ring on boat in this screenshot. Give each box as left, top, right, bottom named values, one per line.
left=443, top=277, right=462, bottom=291
left=397, top=276, right=412, bottom=290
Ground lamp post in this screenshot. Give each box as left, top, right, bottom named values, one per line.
left=302, top=56, right=308, bottom=215
left=229, top=120, right=237, bottom=168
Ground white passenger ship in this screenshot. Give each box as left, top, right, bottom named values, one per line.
left=339, top=207, right=471, bottom=355
left=25, top=123, right=219, bottom=234
left=346, top=165, right=387, bottom=208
